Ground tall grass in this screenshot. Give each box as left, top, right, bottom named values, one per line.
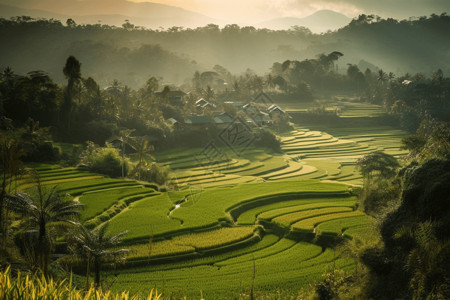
left=0, top=266, right=161, bottom=300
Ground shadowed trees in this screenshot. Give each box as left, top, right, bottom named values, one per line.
left=356, top=151, right=400, bottom=183
left=356, top=151, right=401, bottom=215
left=361, top=159, right=450, bottom=299
left=0, top=133, right=24, bottom=259
left=274, top=51, right=343, bottom=99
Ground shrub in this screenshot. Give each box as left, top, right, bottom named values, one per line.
left=137, top=162, right=169, bottom=185
left=79, top=141, right=128, bottom=177
left=22, top=141, right=61, bottom=162
left=253, top=129, right=281, bottom=153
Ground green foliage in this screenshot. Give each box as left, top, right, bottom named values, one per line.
left=134, top=162, right=168, bottom=185
left=402, top=118, right=450, bottom=162
left=315, top=269, right=349, bottom=300
left=361, top=159, right=450, bottom=299
left=69, top=223, right=129, bottom=288
left=79, top=142, right=127, bottom=178
left=0, top=266, right=162, bottom=299
left=253, top=129, right=282, bottom=153
left=359, top=178, right=401, bottom=215
left=79, top=187, right=155, bottom=221
left=11, top=180, right=83, bottom=276
left=356, top=151, right=400, bottom=179
left=69, top=120, right=118, bottom=145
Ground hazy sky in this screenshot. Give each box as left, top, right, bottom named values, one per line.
left=131, top=0, right=450, bottom=22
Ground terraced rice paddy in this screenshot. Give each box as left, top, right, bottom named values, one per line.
left=21, top=165, right=370, bottom=297
left=19, top=100, right=406, bottom=297
left=157, top=122, right=406, bottom=189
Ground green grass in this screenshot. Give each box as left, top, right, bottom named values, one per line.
left=316, top=215, right=372, bottom=235
left=292, top=210, right=366, bottom=231
left=272, top=207, right=354, bottom=227
left=237, top=197, right=356, bottom=225
left=126, top=226, right=255, bottom=259
left=232, top=156, right=287, bottom=176
left=107, top=180, right=350, bottom=241
left=256, top=200, right=356, bottom=222
left=79, top=187, right=155, bottom=221
left=18, top=120, right=406, bottom=298
left=111, top=244, right=349, bottom=298
left=107, top=194, right=181, bottom=242
left=216, top=238, right=298, bottom=266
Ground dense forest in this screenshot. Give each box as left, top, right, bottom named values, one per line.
left=0, top=13, right=450, bottom=88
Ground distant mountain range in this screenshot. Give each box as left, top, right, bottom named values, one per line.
left=0, top=0, right=351, bottom=32
left=257, top=10, right=352, bottom=33
left=0, top=0, right=217, bottom=29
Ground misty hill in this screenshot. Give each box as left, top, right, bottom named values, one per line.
left=257, top=10, right=351, bottom=33
left=0, top=3, right=68, bottom=20
left=0, top=13, right=449, bottom=88
left=0, top=0, right=217, bottom=29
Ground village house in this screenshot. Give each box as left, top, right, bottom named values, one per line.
left=184, top=115, right=212, bottom=131
left=268, top=104, right=286, bottom=118
left=213, top=112, right=234, bottom=129
left=166, top=117, right=184, bottom=131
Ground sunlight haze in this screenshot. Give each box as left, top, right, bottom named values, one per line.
left=131, top=0, right=450, bottom=22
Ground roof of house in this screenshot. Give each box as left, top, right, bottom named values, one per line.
left=185, top=115, right=212, bottom=124
left=268, top=104, right=278, bottom=111
left=214, top=112, right=233, bottom=124
left=167, top=118, right=179, bottom=124
left=269, top=106, right=286, bottom=114
left=252, top=114, right=271, bottom=122
left=224, top=101, right=245, bottom=108
left=242, top=103, right=260, bottom=114
left=195, top=98, right=208, bottom=106
left=201, top=102, right=216, bottom=109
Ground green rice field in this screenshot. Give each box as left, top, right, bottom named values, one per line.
left=19, top=102, right=406, bottom=297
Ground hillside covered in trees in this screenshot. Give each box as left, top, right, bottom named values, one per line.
left=0, top=13, right=449, bottom=88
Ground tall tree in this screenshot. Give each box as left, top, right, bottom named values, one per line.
left=109, top=129, right=134, bottom=178
left=62, top=56, right=81, bottom=130
left=12, top=179, right=83, bottom=276
left=0, top=133, right=24, bottom=257
left=70, top=223, right=128, bottom=289
left=128, top=136, right=155, bottom=181
left=356, top=151, right=400, bottom=183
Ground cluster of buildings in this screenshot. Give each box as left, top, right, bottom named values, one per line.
left=165, top=92, right=288, bottom=132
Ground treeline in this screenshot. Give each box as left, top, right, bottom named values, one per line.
left=0, top=54, right=291, bottom=157
left=2, top=51, right=449, bottom=145
left=1, top=13, right=449, bottom=87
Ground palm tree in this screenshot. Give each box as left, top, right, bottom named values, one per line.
left=70, top=223, right=128, bottom=289
left=128, top=136, right=155, bottom=181
left=108, top=129, right=134, bottom=178
left=12, top=178, right=83, bottom=276
left=202, top=85, right=216, bottom=102
left=0, top=134, right=24, bottom=255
